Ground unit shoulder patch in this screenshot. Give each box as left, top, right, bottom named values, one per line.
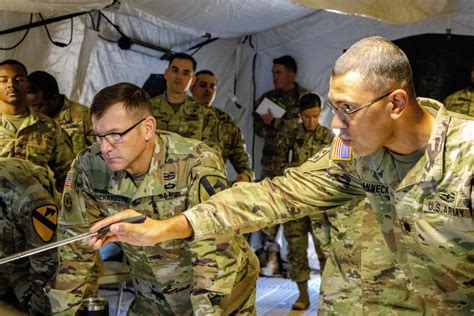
left=198, top=175, right=228, bottom=203
left=31, top=204, right=58, bottom=242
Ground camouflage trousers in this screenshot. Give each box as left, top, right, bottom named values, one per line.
left=283, top=216, right=326, bottom=282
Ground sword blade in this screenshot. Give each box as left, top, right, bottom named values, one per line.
left=0, top=214, right=147, bottom=265
left=0, top=231, right=97, bottom=265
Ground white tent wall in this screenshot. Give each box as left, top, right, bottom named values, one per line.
left=241, top=6, right=474, bottom=178
left=0, top=9, right=247, bottom=178
left=1, top=1, right=474, bottom=179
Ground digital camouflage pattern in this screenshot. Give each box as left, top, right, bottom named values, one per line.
left=0, top=157, right=59, bottom=315
left=54, top=97, right=92, bottom=155
left=150, top=94, right=222, bottom=154
left=254, top=83, right=309, bottom=254
left=276, top=123, right=333, bottom=282
left=0, top=108, right=75, bottom=191
left=185, top=100, right=474, bottom=315
left=46, top=131, right=259, bottom=316
left=213, top=107, right=253, bottom=180
left=443, top=88, right=474, bottom=117
left=313, top=198, right=365, bottom=315
left=253, top=83, right=309, bottom=178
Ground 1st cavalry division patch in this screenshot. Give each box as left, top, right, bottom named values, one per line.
left=31, top=204, right=58, bottom=242
left=198, top=175, right=228, bottom=203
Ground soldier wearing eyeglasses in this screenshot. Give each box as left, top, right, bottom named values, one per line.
left=46, top=83, right=259, bottom=315
left=89, top=37, right=474, bottom=315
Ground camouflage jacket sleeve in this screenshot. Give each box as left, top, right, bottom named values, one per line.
left=184, top=146, right=365, bottom=240
left=16, top=181, right=59, bottom=315
left=219, top=110, right=253, bottom=178
left=184, top=145, right=245, bottom=315
left=50, top=123, right=75, bottom=191
left=45, top=154, right=103, bottom=315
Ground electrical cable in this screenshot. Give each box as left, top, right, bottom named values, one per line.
left=39, top=13, right=74, bottom=47
left=0, top=14, right=33, bottom=50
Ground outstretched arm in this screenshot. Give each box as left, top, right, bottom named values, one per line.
left=89, top=209, right=192, bottom=248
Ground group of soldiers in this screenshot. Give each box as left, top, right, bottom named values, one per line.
left=0, top=35, right=472, bottom=316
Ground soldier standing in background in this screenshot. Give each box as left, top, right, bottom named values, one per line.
left=443, top=63, right=474, bottom=116
left=90, top=36, right=473, bottom=315
left=26, top=71, right=93, bottom=155
left=149, top=53, right=222, bottom=153
left=46, top=83, right=259, bottom=315
left=191, top=70, right=254, bottom=183
left=0, top=158, right=59, bottom=315
left=0, top=60, right=75, bottom=191
left=253, top=55, right=309, bottom=275
left=274, top=93, right=332, bottom=310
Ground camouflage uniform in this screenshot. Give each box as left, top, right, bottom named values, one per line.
left=185, top=99, right=474, bottom=315
left=46, top=132, right=259, bottom=316
left=150, top=94, right=222, bottom=154
left=443, top=87, right=474, bottom=117
left=314, top=198, right=365, bottom=315
left=0, top=158, right=59, bottom=315
left=54, top=97, right=92, bottom=155
left=253, top=83, right=309, bottom=254
left=253, top=83, right=309, bottom=178
left=276, top=124, right=333, bottom=280
left=0, top=108, right=75, bottom=190
left=213, top=107, right=253, bottom=179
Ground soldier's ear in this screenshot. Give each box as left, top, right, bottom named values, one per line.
left=389, top=89, right=407, bottom=119
left=143, top=116, right=156, bottom=140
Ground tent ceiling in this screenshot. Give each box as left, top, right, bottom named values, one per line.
left=1, top=0, right=469, bottom=38
left=117, top=0, right=318, bottom=38
left=0, top=0, right=113, bottom=14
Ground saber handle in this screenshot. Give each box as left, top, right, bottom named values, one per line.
left=96, top=214, right=147, bottom=236
left=0, top=214, right=147, bottom=265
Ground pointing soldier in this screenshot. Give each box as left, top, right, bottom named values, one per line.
left=90, top=37, right=474, bottom=314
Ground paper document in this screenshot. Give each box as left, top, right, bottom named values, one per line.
left=255, top=97, right=286, bottom=118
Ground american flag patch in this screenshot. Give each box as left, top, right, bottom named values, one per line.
left=331, top=137, right=352, bottom=161
left=64, top=172, right=73, bottom=187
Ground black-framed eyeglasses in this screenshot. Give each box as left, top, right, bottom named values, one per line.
left=94, top=118, right=146, bottom=145
left=327, top=91, right=393, bottom=118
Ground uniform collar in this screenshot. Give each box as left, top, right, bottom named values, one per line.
left=360, top=98, right=448, bottom=190
left=396, top=98, right=448, bottom=190
left=109, top=134, right=168, bottom=199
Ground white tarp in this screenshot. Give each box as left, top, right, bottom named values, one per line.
left=1, top=0, right=474, bottom=177
left=0, top=0, right=112, bottom=14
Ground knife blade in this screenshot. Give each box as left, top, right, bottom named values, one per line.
left=0, top=214, right=146, bottom=265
